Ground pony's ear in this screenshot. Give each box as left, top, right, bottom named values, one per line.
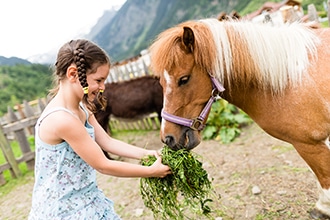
left=182, top=27, right=194, bottom=53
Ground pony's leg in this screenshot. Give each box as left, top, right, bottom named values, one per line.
left=310, top=182, right=330, bottom=219
left=293, top=142, right=330, bottom=219
left=95, top=111, right=111, bottom=134
left=95, top=112, right=114, bottom=160
left=101, top=116, right=114, bottom=160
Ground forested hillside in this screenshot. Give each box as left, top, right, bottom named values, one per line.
left=0, top=64, right=52, bottom=115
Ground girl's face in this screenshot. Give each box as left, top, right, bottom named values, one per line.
left=86, top=64, right=109, bottom=101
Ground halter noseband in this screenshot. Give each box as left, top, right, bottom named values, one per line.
left=161, top=75, right=225, bottom=131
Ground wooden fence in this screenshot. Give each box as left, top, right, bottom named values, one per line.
left=0, top=99, right=45, bottom=185
left=0, top=52, right=160, bottom=185
left=106, top=50, right=151, bottom=83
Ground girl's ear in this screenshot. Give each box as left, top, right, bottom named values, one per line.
left=67, top=65, right=78, bottom=81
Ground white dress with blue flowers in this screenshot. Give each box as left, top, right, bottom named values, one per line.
left=29, top=105, right=121, bottom=219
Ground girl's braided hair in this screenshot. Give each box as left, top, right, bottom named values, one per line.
left=50, top=39, right=109, bottom=112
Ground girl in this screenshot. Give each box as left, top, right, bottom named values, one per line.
left=28, top=39, right=171, bottom=219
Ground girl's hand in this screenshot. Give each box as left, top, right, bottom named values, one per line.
left=145, top=149, right=161, bottom=158
left=149, top=156, right=171, bottom=178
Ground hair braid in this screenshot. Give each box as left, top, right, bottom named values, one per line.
left=73, top=46, right=90, bottom=108
left=74, top=48, right=88, bottom=88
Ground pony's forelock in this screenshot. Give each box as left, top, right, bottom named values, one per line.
left=149, top=21, right=218, bottom=76
left=149, top=26, right=182, bottom=76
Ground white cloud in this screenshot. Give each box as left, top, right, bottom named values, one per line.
left=0, top=0, right=126, bottom=59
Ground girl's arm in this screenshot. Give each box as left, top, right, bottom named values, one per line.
left=57, top=112, right=170, bottom=178
left=90, top=112, right=160, bottom=159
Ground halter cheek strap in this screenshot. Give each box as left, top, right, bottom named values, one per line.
left=161, top=76, right=225, bottom=131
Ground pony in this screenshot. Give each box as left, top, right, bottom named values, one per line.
left=149, top=18, right=330, bottom=219
left=94, top=75, right=163, bottom=134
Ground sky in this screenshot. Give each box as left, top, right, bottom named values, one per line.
left=0, top=0, right=126, bottom=59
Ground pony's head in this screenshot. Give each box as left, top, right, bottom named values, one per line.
left=149, top=20, right=220, bottom=150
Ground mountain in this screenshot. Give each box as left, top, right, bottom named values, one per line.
left=86, top=9, right=118, bottom=40
left=0, top=56, right=31, bottom=66
left=92, top=0, right=249, bottom=62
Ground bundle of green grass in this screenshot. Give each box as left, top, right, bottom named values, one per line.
left=140, top=145, right=214, bottom=219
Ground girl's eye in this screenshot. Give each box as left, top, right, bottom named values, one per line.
left=178, top=75, right=190, bottom=86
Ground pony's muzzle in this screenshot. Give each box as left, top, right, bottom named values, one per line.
left=164, top=135, right=178, bottom=150
left=163, top=128, right=201, bottom=150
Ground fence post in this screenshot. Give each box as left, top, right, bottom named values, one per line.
left=23, top=100, right=35, bottom=135
left=0, top=125, right=21, bottom=179
left=307, top=4, right=318, bottom=22
left=124, top=64, right=131, bottom=80
left=7, top=106, right=35, bottom=170
left=142, top=59, right=150, bottom=75
left=38, top=98, right=46, bottom=112
left=328, top=0, right=330, bottom=26
left=113, top=67, right=120, bottom=82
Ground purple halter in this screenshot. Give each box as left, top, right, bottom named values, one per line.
left=161, top=76, right=225, bottom=131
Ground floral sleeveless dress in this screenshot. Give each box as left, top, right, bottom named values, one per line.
left=28, top=105, right=121, bottom=219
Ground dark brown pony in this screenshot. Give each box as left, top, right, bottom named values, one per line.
left=94, top=75, right=163, bottom=133
left=149, top=18, right=330, bottom=219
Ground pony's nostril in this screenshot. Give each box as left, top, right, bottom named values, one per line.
left=164, top=135, right=175, bottom=149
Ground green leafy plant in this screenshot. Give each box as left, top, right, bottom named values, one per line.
left=140, top=146, right=214, bottom=219
left=202, top=99, right=252, bottom=143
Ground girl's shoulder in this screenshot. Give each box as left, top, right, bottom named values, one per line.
left=38, top=107, right=85, bottom=145
left=39, top=107, right=76, bottom=125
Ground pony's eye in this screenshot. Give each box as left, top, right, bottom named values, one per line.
left=178, top=75, right=190, bottom=86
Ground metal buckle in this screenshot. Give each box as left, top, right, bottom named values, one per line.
left=190, top=117, right=204, bottom=130
left=211, top=88, right=221, bottom=100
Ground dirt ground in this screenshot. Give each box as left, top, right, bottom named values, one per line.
left=0, top=123, right=319, bottom=220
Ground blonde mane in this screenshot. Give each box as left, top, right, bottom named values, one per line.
left=150, top=18, right=319, bottom=94
left=202, top=19, right=320, bottom=93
